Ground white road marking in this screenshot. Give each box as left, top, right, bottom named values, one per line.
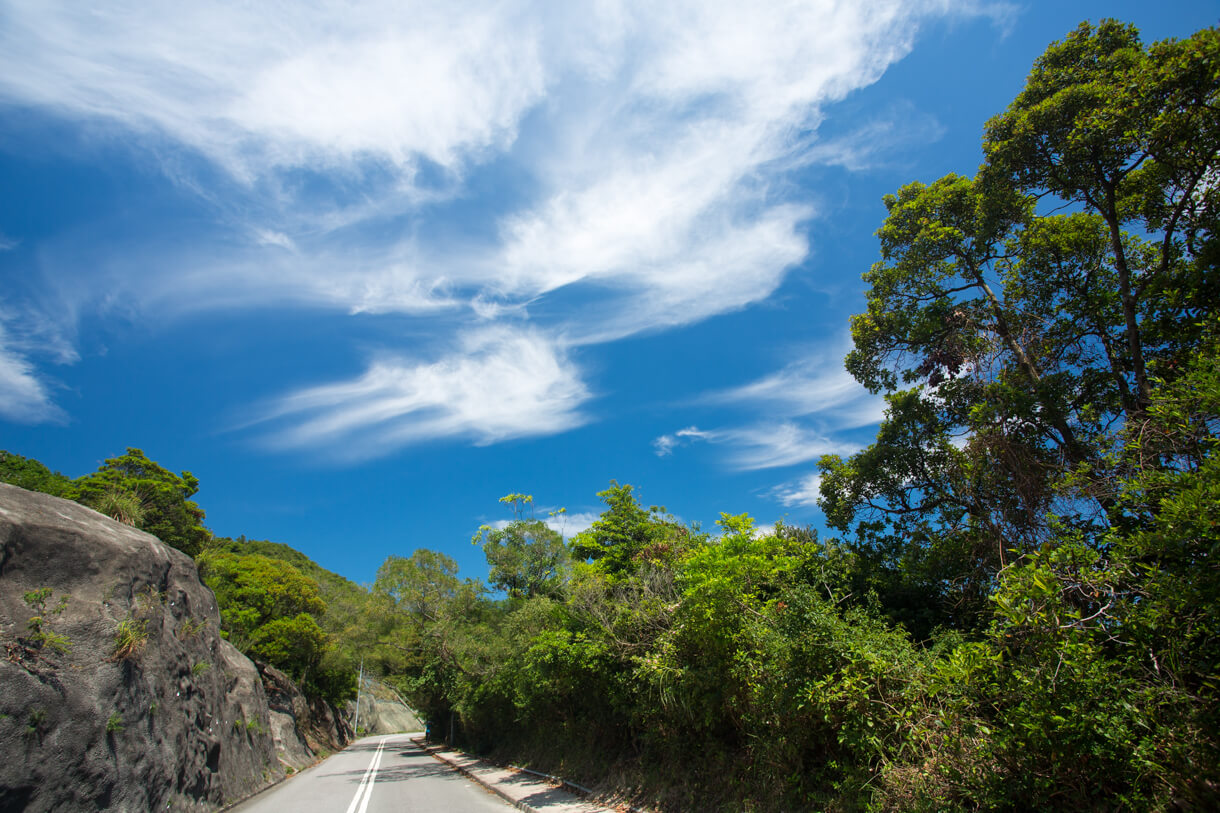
left=344, top=736, right=388, bottom=813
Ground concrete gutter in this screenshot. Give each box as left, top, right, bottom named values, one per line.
left=411, top=737, right=623, bottom=813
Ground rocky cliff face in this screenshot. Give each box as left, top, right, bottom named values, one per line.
left=260, top=665, right=422, bottom=772
left=351, top=678, right=421, bottom=736
left=0, top=483, right=284, bottom=812
left=259, top=662, right=351, bottom=771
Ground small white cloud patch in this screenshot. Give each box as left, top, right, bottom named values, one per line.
left=655, top=422, right=853, bottom=470
left=653, top=425, right=708, bottom=457
left=543, top=511, right=599, bottom=538
left=769, top=472, right=823, bottom=508
left=0, top=323, right=65, bottom=425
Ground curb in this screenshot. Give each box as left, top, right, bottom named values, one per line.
left=411, top=737, right=541, bottom=812
left=411, top=738, right=648, bottom=813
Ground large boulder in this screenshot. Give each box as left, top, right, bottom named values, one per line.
left=0, top=483, right=284, bottom=811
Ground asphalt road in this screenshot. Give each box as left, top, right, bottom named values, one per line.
left=229, top=734, right=514, bottom=813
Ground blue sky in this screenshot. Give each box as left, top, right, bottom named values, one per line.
left=1, top=1, right=1215, bottom=584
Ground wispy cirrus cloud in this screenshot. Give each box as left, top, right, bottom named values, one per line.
left=0, top=318, right=65, bottom=425
left=768, top=472, right=824, bottom=508
left=712, top=352, right=886, bottom=429
left=654, top=422, right=855, bottom=470
left=0, top=1, right=547, bottom=183
left=797, top=101, right=946, bottom=172
left=653, top=426, right=707, bottom=457
left=0, top=0, right=997, bottom=447
left=654, top=339, right=881, bottom=505
left=251, top=326, right=590, bottom=460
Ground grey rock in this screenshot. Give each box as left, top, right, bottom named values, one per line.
left=0, top=483, right=284, bottom=812
left=258, top=662, right=352, bottom=772
left=350, top=678, right=421, bottom=736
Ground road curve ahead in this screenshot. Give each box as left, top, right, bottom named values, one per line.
left=229, top=734, right=514, bottom=813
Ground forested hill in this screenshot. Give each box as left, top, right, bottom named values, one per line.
left=4, top=18, right=1219, bottom=812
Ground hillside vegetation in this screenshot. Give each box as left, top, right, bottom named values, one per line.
left=3, top=19, right=1217, bottom=811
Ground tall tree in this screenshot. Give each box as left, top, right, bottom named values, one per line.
left=196, top=549, right=335, bottom=687
left=570, top=482, right=687, bottom=580
left=820, top=21, right=1219, bottom=631
left=473, top=494, right=569, bottom=599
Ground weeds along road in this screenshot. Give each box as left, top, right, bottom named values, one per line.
left=228, top=734, right=514, bottom=813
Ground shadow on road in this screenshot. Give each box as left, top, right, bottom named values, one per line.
left=318, top=741, right=464, bottom=786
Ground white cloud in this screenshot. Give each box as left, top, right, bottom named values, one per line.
left=252, top=326, right=590, bottom=458
left=653, top=435, right=677, bottom=457
left=253, top=229, right=296, bottom=251
left=0, top=233, right=18, bottom=251
left=796, top=102, right=946, bottom=172
left=719, top=423, right=854, bottom=470
left=653, top=425, right=707, bottom=457
left=482, top=509, right=597, bottom=538
left=713, top=352, right=886, bottom=429
left=657, top=337, right=882, bottom=470
left=752, top=523, right=777, bottom=539
left=544, top=510, right=598, bottom=538
left=0, top=321, right=65, bottom=424
left=0, top=0, right=999, bottom=442
left=768, top=472, right=823, bottom=508
left=0, top=1, right=965, bottom=315
left=660, top=422, right=854, bottom=470
left=84, top=238, right=465, bottom=319
left=0, top=1, right=547, bottom=183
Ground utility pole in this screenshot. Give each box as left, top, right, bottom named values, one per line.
left=353, top=657, right=364, bottom=737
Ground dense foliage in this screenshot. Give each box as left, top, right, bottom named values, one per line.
left=358, top=21, right=1218, bottom=810
left=2, top=18, right=1216, bottom=811
left=74, top=448, right=211, bottom=557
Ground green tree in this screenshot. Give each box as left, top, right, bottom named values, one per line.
left=247, top=614, right=329, bottom=681
left=196, top=548, right=352, bottom=700
left=374, top=549, right=462, bottom=628
left=74, top=448, right=210, bottom=556
left=982, top=20, right=1220, bottom=406
left=570, top=482, right=688, bottom=580
left=821, top=21, right=1220, bottom=632
left=0, top=451, right=77, bottom=499
left=369, top=549, right=464, bottom=713
left=208, top=535, right=372, bottom=668
left=196, top=551, right=326, bottom=648
left=473, top=494, right=569, bottom=599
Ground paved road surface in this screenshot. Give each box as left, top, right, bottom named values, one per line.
left=229, top=734, right=513, bottom=813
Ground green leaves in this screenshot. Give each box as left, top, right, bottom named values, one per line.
left=197, top=549, right=335, bottom=687
left=823, top=21, right=1220, bottom=643
left=474, top=499, right=568, bottom=600
left=570, top=482, right=689, bottom=579
left=247, top=614, right=328, bottom=678
left=74, top=448, right=210, bottom=556
left=0, top=451, right=77, bottom=499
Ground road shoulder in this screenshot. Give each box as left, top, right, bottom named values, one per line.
left=411, top=737, right=616, bottom=813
